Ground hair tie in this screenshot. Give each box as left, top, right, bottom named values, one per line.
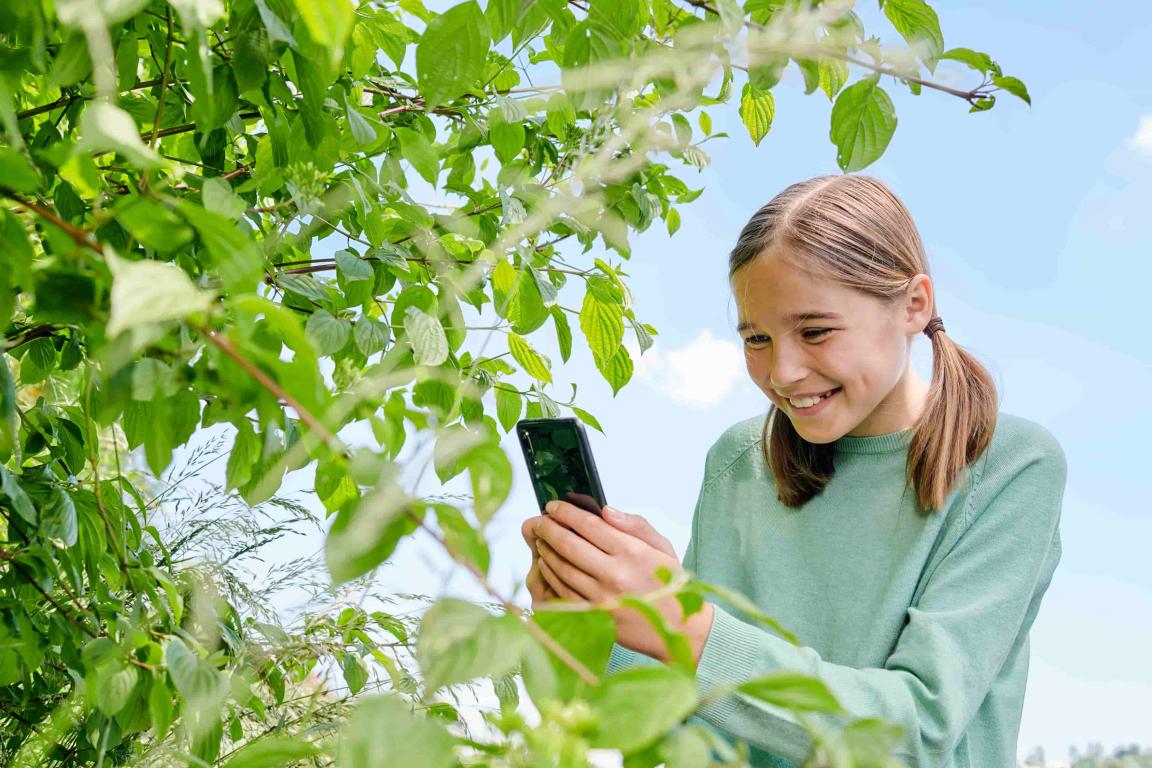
left=923, top=316, right=945, bottom=338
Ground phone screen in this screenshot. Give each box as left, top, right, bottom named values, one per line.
left=517, top=418, right=606, bottom=516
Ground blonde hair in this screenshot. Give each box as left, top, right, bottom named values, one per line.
left=729, top=175, right=998, bottom=513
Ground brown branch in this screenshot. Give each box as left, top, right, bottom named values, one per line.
left=201, top=329, right=338, bottom=445
left=0, top=189, right=104, bottom=254
left=148, top=7, right=177, bottom=150
left=147, top=111, right=261, bottom=141
left=4, top=324, right=59, bottom=350
left=679, top=0, right=992, bottom=105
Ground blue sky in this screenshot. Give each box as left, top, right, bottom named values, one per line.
left=174, top=0, right=1152, bottom=762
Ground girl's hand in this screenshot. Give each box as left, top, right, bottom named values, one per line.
left=521, top=516, right=560, bottom=606
left=521, top=500, right=714, bottom=665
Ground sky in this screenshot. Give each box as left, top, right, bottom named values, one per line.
left=167, top=0, right=1152, bottom=763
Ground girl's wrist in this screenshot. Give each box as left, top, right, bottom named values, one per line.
left=687, top=601, right=715, bottom=667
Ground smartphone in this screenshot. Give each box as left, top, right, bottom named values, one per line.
left=516, top=417, right=607, bottom=517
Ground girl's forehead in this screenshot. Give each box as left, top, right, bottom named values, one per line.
left=732, top=260, right=846, bottom=310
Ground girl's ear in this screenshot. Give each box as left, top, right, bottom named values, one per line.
left=903, top=273, right=935, bottom=330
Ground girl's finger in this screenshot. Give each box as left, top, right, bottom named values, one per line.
left=537, top=556, right=586, bottom=601
left=537, top=540, right=599, bottom=600
left=536, top=515, right=612, bottom=578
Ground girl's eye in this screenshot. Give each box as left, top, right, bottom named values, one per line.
left=743, top=329, right=831, bottom=347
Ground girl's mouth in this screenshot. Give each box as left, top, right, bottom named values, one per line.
left=787, top=387, right=841, bottom=416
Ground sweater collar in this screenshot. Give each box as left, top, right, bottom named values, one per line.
left=833, top=427, right=914, bottom=455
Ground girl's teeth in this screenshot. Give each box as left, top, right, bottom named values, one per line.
left=790, top=389, right=837, bottom=408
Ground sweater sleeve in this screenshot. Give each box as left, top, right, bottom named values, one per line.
left=690, top=438, right=1067, bottom=766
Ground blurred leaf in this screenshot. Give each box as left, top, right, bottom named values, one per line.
left=416, top=2, right=490, bottom=108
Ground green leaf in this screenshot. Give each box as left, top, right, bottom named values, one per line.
left=0, top=147, right=41, bottom=193
left=165, top=637, right=226, bottom=705
left=546, top=92, right=576, bottom=137
left=0, top=361, right=19, bottom=464
left=489, top=111, right=525, bottom=164
left=433, top=503, right=490, bottom=573
left=202, top=177, right=247, bottom=220
left=485, top=0, right=518, bottom=43
left=343, top=653, right=368, bottom=694
left=0, top=468, right=35, bottom=524
left=738, top=83, right=775, bottom=146
left=338, top=695, right=456, bottom=768
left=306, top=310, right=352, bottom=355
left=882, top=0, right=944, bottom=71
left=551, top=306, right=572, bottom=362
left=105, top=252, right=214, bottom=337
left=588, top=666, right=698, bottom=754
left=507, top=333, right=551, bottom=383
left=41, top=487, right=78, bottom=547
left=818, top=58, right=849, bottom=101
left=277, top=273, right=331, bottom=303
left=570, top=405, right=603, bottom=434
left=95, top=663, right=139, bottom=716
left=735, top=671, right=846, bottom=713
left=404, top=306, right=449, bottom=366
left=594, top=344, right=633, bottom=395
left=579, top=291, right=624, bottom=362
left=394, top=127, right=439, bottom=186
left=520, top=610, right=616, bottom=704
left=114, top=197, right=194, bottom=252
left=345, top=99, right=379, bottom=146
left=294, top=0, right=355, bottom=48
left=416, top=598, right=529, bottom=694
left=464, top=442, right=512, bottom=524
left=992, top=74, right=1030, bottom=105
left=178, top=202, right=264, bottom=293
left=226, top=419, right=259, bottom=491
left=939, top=47, right=999, bottom=76
left=829, top=75, right=898, bottom=172
left=77, top=102, right=161, bottom=169
left=149, top=674, right=174, bottom=737
left=494, top=386, right=522, bottom=433
left=354, top=317, right=391, bottom=355
left=416, top=1, right=491, bottom=108
left=220, top=736, right=321, bottom=768
left=336, top=251, right=374, bottom=307
left=325, top=474, right=419, bottom=584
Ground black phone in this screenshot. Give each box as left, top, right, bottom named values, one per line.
left=516, top=417, right=608, bottom=517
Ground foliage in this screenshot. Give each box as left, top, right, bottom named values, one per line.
left=0, top=0, right=1026, bottom=765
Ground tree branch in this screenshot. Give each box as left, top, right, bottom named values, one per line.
left=679, top=0, right=993, bottom=105
left=201, top=329, right=338, bottom=445
left=0, top=189, right=104, bottom=254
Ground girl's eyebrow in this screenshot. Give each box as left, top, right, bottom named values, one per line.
left=736, top=311, right=844, bottom=332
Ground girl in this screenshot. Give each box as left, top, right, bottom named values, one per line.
left=521, top=175, right=1067, bottom=768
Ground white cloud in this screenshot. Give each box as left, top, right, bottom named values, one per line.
left=1129, top=114, right=1152, bottom=157
left=625, top=328, right=744, bottom=410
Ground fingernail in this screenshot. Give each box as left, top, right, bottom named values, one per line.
left=604, top=506, right=624, bottom=521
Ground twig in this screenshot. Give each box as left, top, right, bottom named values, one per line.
left=200, top=329, right=338, bottom=446
left=0, top=189, right=104, bottom=253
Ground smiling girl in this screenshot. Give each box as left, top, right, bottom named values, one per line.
left=521, top=175, right=1067, bottom=768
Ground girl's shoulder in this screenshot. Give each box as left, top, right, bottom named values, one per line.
left=700, top=412, right=770, bottom=483
left=968, top=410, right=1066, bottom=485
left=968, top=410, right=1068, bottom=497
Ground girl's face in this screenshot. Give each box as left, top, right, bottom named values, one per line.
left=731, top=251, right=934, bottom=440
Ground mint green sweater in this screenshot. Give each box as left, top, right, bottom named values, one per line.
left=606, top=411, right=1067, bottom=768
